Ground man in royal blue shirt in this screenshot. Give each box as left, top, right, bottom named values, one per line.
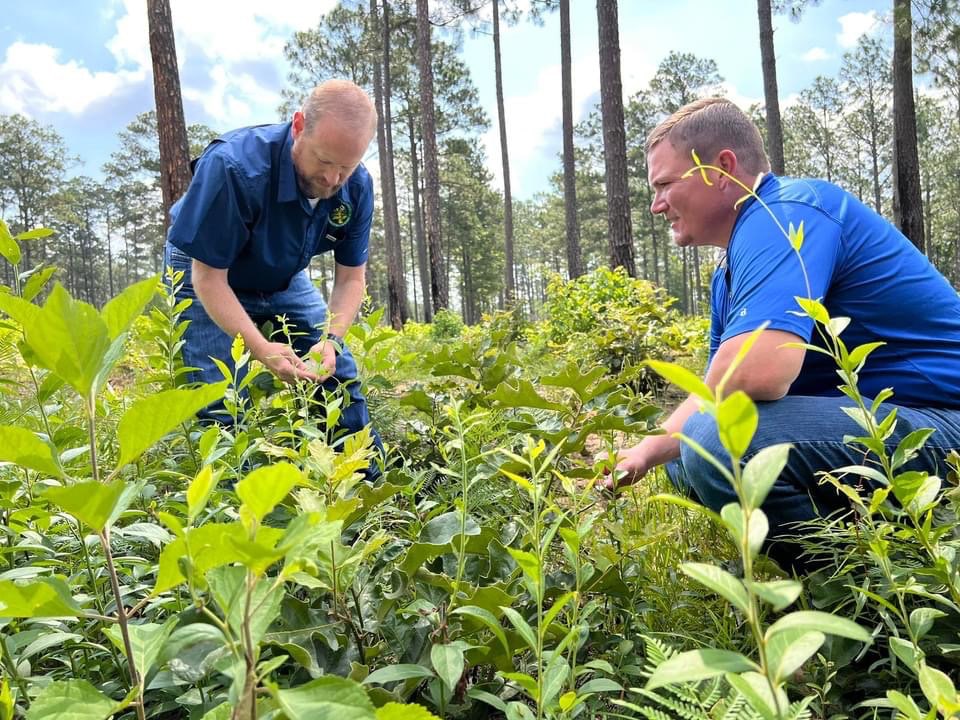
left=164, top=79, right=380, bottom=452
left=608, top=97, right=960, bottom=566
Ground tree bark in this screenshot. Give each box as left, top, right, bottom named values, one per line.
left=892, top=0, right=925, bottom=251
left=407, top=114, right=432, bottom=321
left=491, top=0, right=516, bottom=302
left=416, top=0, right=448, bottom=310
left=596, top=0, right=635, bottom=276
left=757, top=0, right=785, bottom=174
left=147, top=0, right=192, bottom=232
left=560, top=0, right=584, bottom=279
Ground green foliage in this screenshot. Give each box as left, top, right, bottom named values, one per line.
left=428, top=308, right=465, bottom=341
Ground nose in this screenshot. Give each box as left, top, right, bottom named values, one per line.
left=650, top=191, right=667, bottom=215
left=320, top=167, right=340, bottom=187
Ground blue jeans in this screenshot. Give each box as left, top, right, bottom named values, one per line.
left=163, top=243, right=380, bottom=452
left=665, top=395, right=960, bottom=568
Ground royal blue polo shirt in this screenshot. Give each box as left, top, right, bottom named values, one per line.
left=168, top=122, right=373, bottom=293
left=709, top=173, right=960, bottom=408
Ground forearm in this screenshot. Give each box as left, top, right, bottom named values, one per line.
left=191, top=261, right=268, bottom=357
left=326, top=269, right=365, bottom=338
left=631, top=394, right=703, bottom=469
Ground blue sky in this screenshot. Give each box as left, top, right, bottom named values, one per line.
left=0, top=0, right=889, bottom=199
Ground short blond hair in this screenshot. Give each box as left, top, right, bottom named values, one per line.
left=302, top=79, right=377, bottom=139
left=646, top=97, right=770, bottom=175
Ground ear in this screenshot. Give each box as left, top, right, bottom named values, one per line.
left=292, top=110, right=305, bottom=138
left=716, top=149, right=738, bottom=175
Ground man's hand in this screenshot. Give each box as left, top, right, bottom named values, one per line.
left=255, top=340, right=320, bottom=384
left=304, top=338, right=337, bottom=382
left=596, top=444, right=653, bottom=490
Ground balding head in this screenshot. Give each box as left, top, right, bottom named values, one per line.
left=301, top=79, right=377, bottom=142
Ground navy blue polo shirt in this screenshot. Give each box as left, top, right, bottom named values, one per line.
left=709, top=173, right=960, bottom=408
left=168, top=122, right=372, bottom=293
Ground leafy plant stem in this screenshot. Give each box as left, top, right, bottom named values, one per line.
left=0, top=632, right=29, bottom=711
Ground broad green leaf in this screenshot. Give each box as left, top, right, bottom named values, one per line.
left=116, top=382, right=228, bottom=469
left=885, top=690, right=925, bottom=720
left=21, top=265, right=57, bottom=303
left=717, top=391, right=757, bottom=459
left=747, top=580, right=802, bottom=611
left=364, top=664, right=435, bottom=685
left=788, top=220, right=804, bottom=251
left=100, top=275, right=158, bottom=340
left=451, top=605, right=510, bottom=655
left=889, top=636, right=920, bottom=674
left=236, top=462, right=301, bottom=523
left=909, top=607, right=947, bottom=642
left=794, top=297, right=829, bottom=324
left=542, top=591, right=576, bottom=630
left=375, top=703, right=440, bottom=720
left=507, top=547, right=542, bottom=590
left=646, top=360, right=713, bottom=403
left=847, top=341, right=886, bottom=370
left=22, top=284, right=112, bottom=399
left=272, top=676, right=376, bottom=720
left=43, top=479, right=132, bottom=531
left=558, top=692, right=577, bottom=712
left=724, top=672, right=781, bottom=720
left=208, top=566, right=284, bottom=648
left=741, top=444, right=790, bottom=510
left=721, top=504, right=768, bottom=559
left=104, top=618, right=177, bottom=680
left=0, top=577, right=82, bottom=617
left=765, top=628, right=825, bottom=683
left=163, top=623, right=228, bottom=684
left=919, top=663, right=958, bottom=712
left=467, top=688, right=508, bottom=713
left=431, top=642, right=466, bottom=694
left=26, top=680, right=116, bottom=720
left=505, top=700, right=537, bottom=720
left=188, top=465, right=218, bottom=525
left=501, top=671, right=539, bottom=699
left=646, top=649, right=757, bottom=689
left=681, top=563, right=749, bottom=612
left=577, top=678, right=623, bottom=694
left=540, top=362, right=607, bottom=402
left=826, top=316, right=850, bottom=338
left=0, top=219, right=20, bottom=265
left=541, top=655, right=570, bottom=707
left=489, top=378, right=566, bottom=412
left=418, top=511, right=480, bottom=545
left=0, top=425, right=63, bottom=477
left=765, top=611, right=871, bottom=643
left=0, top=677, right=12, bottom=720
left=500, top=606, right=537, bottom=653
left=14, top=227, right=55, bottom=242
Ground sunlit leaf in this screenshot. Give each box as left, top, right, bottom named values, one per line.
left=187, top=465, right=218, bottom=525
left=236, top=462, right=302, bottom=523
left=418, top=511, right=480, bottom=545
left=375, top=703, right=440, bottom=720
left=0, top=425, right=63, bottom=477
left=747, top=579, right=802, bottom=611
left=101, top=275, right=158, bottom=340
left=0, top=577, right=82, bottom=617
left=0, top=220, right=20, bottom=266
left=717, top=391, right=757, bottom=459
left=681, top=563, right=749, bottom=612
left=25, top=680, right=116, bottom=720
left=766, top=628, right=824, bottom=683
left=741, top=444, right=790, bottom=510
left=500, top=606, right=537, bottom=653
left=431, top=642, right=466, bottom=694
left=42, top=480, right=132, bottom=532
left=765, top=611, right=871, bottom=643
left=646, top=649, right=757, bottom=689
left=646, top=360, right=713, bottom=404
left=363, top=664, right=435, bottom=685
left=272, top=675, right=376, bottom=720
left=104, top=618, right=177, bottom=681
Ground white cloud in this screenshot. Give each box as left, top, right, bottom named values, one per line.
left=0, top=41, right=144, bottom=115
left=802, top=47, right=829, bottom=62
left=837, top=11, right=881, bottom=48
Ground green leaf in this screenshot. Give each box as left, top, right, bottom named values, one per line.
left=747, top=579, right=802, bottom=611
left=153, top=522, right=268, bottom=594
left=681, top=562, right=749, bottom=612
left=721, top=504, right=768, bottom=559
left=507, top=547, right=542, bottom=591
left=500, top=606, right=537, bottom=653
left=0, top=219, right=20, bottom=265
left=467, top=688, right=508, bottom=713
left=236, top=462, right=302, bottom=523
left=724, top=672, right=781, bottom=720
left=741, top=444, right=790, bottom=510
left=0, top=577, right=82, bottom=617
left=163, top=623, right=228, bottom=684
left=104, top=618, right=177, bottom=681
left=188, top=465, right=219, bottom=525
left=489, top=378, right=566, bottom=412
left=795, top=297, right=829, bottom=324
left=909, top=607, right=947, bottom=642
left=272, top=676, right=376, bottom=720
left=766, top=611, right=871, bottom=643
left=577, top=678, right=623, bottom=695
left=717, top=391, right=757, bottom=459
left=364, top=664, right=435, bottom=685
left=21, top=265, right=57, bottom=303
left=646, top=360, right=713, bottom=404
left=765, top=628, right=825, bottom=683
left=919, top=662, right=957, bottom=711
left=646, top=649, right=757, bottom=689
left=375, top=703, right=440, bottom=720
left=0, top=425, right=63, bottom=477
left=43, top=479, right=133, bottom=531
left=885, top=690, right=925, bottom=720
left=116, top=382, right=228, bottom=469
left=100, top=275, right=158, bottom=340
left=208, top=566, right=284, bottom=647
left=540, top=362, right=608, bottom=402
left=889, top=636, right=920, bottom=674
left=14, top=227, right=55, bottom=241
left=788, top=220, right=804, bottom=251
left=26, top=680, right=116, bottom=720
left=451, top=605, right=510, bottom=655
left=847, top=341, right=886, bottom=370
left=431, top=642, right=466, bottom=694
left=418, top=511, right=480, bottom=545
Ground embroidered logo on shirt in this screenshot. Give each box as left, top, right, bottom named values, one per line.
left=739, top=307, right=748, bottom=317
left=328, top=202, right=352, bottom=228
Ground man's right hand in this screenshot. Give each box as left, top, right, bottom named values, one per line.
left=255, top=341, right=320, bottom=384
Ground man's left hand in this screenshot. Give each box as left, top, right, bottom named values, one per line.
left=305, top=338, right=337, bottom=381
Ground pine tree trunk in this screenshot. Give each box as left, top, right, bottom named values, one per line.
left=407, top=115, right=432, bottom=321
left=892, top=0, right=925, bottom=251
left=491, top=0, right=516, bottom=303
left=147, top=0, right=191, bottom=232
left=757, top=0, right=785, bottom=174
left=560, top=0, right=584, bottom=279
left=596, top=0, right=635, bottom=276
left=416, top=0, right=448, bottom=311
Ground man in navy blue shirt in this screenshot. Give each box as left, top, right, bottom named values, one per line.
left=164, top=79, right=380, bottom=450
left=607, top=97, right=960, bottom=565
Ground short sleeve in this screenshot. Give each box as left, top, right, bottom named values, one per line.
left=721, top=201, right=842, bottom=344
left=167, top=149, right=256, bottom=269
